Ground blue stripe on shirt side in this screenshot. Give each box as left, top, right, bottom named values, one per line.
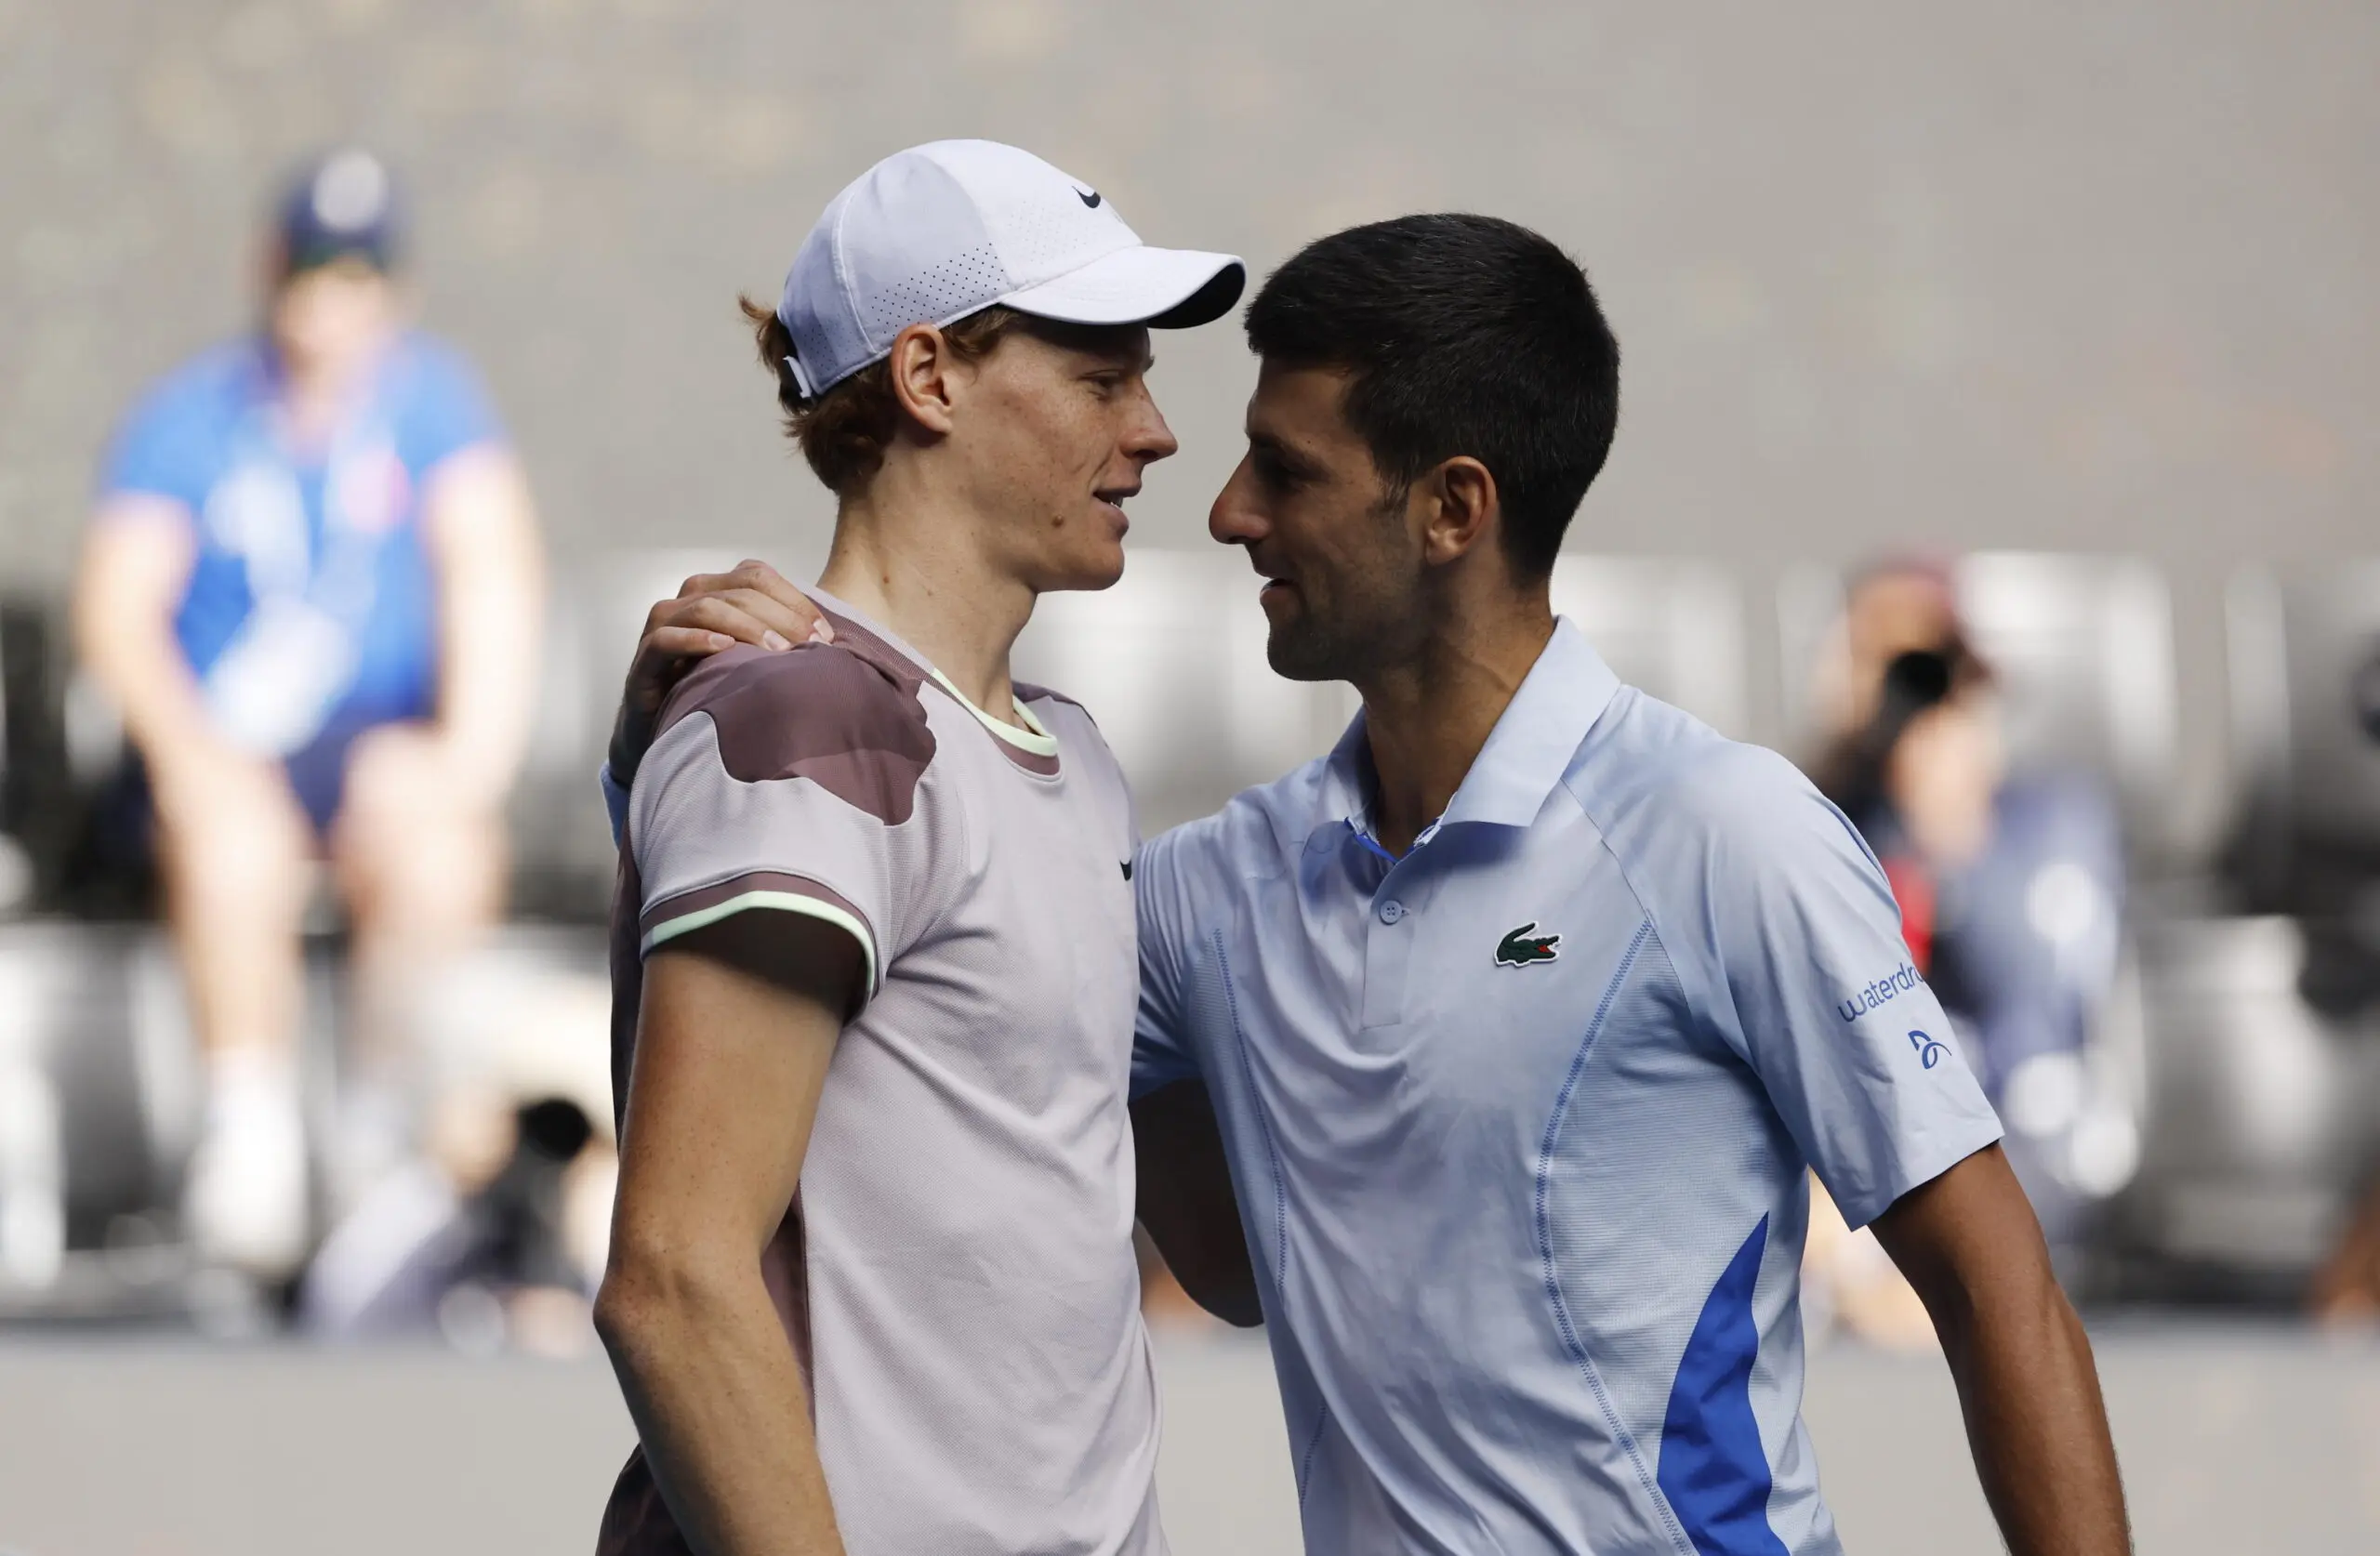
left=1657, top=1215, right=1791, bottom=1556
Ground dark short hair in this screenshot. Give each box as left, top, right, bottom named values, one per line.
left=1244, top=214, right=1620, bottom=579
left=739, top=297, right=1024, bottom=495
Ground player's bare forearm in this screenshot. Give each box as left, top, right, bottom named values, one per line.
left=1873, top=1145, right=2131, bottom=1556
left=1942, top=1280, right=2127, bottom=1556
left=598, top=1264, right=840, bottom=1554
left=598, top=1249, right=842, bottom=1556
left=597, top=920, right=862, bottom=1556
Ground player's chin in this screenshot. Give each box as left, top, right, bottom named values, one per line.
left=1036, top=534, right=1129, bottom=594
left=1263, top=613, right=1342, bottom=682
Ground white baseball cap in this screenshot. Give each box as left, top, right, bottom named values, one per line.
left=775, top=138, right=1245, bottom=398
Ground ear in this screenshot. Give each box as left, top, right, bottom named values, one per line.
left=1418, top=455, right=1499, bottom=568
left=885, top=323, right=966, bottom=437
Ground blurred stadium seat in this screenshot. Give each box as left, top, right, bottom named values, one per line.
left=2105, top=915, right=2380, bottom=1300
left=0, top=920, right=199, bottom=1319
left=2084, top=562, right=2380, bottom=1299
left=2223, top=562, right=2380, bottom=931
left=0, top=599, right=66, bottom=916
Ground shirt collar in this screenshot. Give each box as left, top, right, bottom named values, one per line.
left=1308, top=616, right=1623, bottom=844
left=808, top=586, right=1058, bottom=757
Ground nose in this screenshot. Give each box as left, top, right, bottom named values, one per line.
left=1122, top=384, right=1179, bottom=466
left=1209, top=455, right=1268, bottom=547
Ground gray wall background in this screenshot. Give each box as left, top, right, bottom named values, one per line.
left=5, top=0, right=2374, bottom=841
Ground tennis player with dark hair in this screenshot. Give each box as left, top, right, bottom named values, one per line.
left=613, top=214, right=2128, bottom=1555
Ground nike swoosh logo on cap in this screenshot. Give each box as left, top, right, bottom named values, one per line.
left=1076, top=187, right=1103, bottom=208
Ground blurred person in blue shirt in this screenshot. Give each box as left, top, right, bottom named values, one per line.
left=1811, top=561, right=2129, bottom=1264
left=72, top=150, right=545, bottom=1278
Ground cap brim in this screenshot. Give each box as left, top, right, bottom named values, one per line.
left=998, top=244, right=1246, bottom=330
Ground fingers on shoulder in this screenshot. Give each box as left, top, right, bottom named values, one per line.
left=648, top=565, right=824, bottom=647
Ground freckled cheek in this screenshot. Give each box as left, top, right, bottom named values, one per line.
left=1025, top=403, right=1109, bottom=498
left=982, top=429, right=1069, bottom=513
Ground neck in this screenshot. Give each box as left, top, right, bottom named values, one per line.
left=1355, top=586, right=1555, bottom=855
left=275, top=341, right=384, bottom=444
left=816, top=477, right=1036, bottom=724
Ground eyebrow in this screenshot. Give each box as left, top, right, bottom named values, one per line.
left=1247, top=430, right=1321, bottom=477
left=1088, top=345, right=1154, bottom=374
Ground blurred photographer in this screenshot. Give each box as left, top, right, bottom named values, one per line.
left=73, top=150, right=543, bottom=1277
left=1806, top=563, right=2128, bottom=1317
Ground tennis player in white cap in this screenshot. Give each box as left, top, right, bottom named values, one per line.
left=590, top=141, right=1240, bottom=1556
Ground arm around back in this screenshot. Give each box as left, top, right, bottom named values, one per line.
left=1131, top=1078, right=1260, bottom=1327
left=1128, top=822, right=1261, bottom=1327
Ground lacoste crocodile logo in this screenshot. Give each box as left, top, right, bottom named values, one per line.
left=1495, top=921, right=1561, bottom=968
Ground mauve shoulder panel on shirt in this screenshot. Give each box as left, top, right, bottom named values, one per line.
left=656, top=643, right=934, bottom=825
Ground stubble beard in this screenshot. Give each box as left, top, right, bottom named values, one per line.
left=1263, top=576, right=1429, bottom=684
left=1264, top=610, right=1358, bottom=682
left=1263, top=492, right=1424, bottom=683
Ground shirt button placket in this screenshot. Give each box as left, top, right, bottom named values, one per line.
left=1361, top=894, right=1411, bottom=1028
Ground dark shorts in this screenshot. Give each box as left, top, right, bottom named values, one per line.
left=278, top=710, right=391, bottom=837
left=101, top=708, right=414, bottom=865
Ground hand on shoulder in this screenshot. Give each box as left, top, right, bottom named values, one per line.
left=610, top=560, right=834, bottom=783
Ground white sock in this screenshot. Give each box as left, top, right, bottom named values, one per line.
left=186, top=1047, right=308, bottom=1273
left=204, top=1046, right=298, bottom=1129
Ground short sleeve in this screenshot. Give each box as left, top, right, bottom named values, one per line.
left=98, top=365, right=222, bottom=511
left=1667, top=746, right=2004, bottom=1229
left=628, top=645, right=943, bottom=1009
left=391, top=336, right=504, bottom=473
left=1130, top=824, right=1205, bottom=1100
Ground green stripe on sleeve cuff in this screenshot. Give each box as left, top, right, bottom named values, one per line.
left=640, top=890, right=880, bottom=996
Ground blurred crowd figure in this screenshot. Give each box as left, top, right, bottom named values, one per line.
left=1801, top=560, right=2129, bottom=1343
left=70, top=150, right=559, bottom=1314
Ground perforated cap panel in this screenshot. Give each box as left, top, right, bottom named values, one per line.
left=863, top=244, right=1008, bottom=346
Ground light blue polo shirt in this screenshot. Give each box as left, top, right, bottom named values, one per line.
left=1132, top=618, right=2004, bottom=1556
